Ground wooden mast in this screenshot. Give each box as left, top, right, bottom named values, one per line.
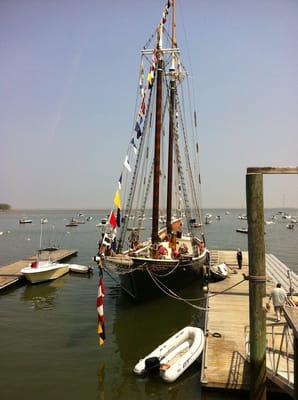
left=166, top=1, right=176, bottom=235
left=151, top=23, right=163, bottom=255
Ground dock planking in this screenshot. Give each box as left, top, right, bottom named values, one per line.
left=201, top=250, right=251, bottom=390
left=201, top=250, right=296, bottom=394
left=0, top=249, right=78, bottom=290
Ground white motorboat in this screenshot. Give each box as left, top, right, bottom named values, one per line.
left=69, top=264, right=93, bottom=274
left=133, top=326, right=205, bottom=383
left=21, top=261, right=69, bottom=284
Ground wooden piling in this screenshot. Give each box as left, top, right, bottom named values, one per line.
left=246, top=172, right=267, bottom=400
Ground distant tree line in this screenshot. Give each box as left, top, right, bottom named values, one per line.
left=0, top=203, right=11, bottom=211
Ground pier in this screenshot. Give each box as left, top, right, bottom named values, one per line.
left=201, top=250, right=297, bottom=398
left=0, top=248, right=78, bottom=290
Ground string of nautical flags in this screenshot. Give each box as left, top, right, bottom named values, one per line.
left=116, top=0, right=172, bottom=211
left=97, top=0, right=172, bottom=347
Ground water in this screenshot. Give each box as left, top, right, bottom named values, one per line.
left=0, top=209, right=297, bottom=400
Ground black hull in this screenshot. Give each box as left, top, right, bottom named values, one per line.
left=119, top=257, right=205, bottom=302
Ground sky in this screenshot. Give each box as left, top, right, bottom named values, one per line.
left=1, top=0, right=297, bottom=210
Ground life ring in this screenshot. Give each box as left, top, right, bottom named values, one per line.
left=212, top=332, right=222, bottom=338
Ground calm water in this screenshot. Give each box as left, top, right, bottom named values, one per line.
left=0, top=209, right=297, bottom=400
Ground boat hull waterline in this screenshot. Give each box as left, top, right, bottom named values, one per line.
left=133, top=326, right=205, bottom=383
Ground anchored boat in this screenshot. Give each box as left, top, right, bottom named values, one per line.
left=95, top=0, right=207, bottom=301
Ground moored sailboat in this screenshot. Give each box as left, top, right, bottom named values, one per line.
left=95, top=1, right=207, bottom=301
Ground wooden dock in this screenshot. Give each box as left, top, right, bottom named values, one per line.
left=201, top=250, right=296, bottom=395
left=0, top=249, right=78, bottom=290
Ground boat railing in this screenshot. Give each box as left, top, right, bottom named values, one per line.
left=244, top=321, right=294, bottom=396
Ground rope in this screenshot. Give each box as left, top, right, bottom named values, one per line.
left=206, top=277, right=248, bottom=300
left=102, top=266, right=136, bottom=299
left=249, top=275, right=267, bottom=282
left=149, top=260, right=181, bottom=277
left=146, top=268, right=207, bottom=310
left=147, top=267, right=248, bottom=308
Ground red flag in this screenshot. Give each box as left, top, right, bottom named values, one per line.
left=97, top=270, right=106, bottom=346
left=108, top=211, right=117, bottom=229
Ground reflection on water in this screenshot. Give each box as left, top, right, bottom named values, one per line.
left=97, top=361, right=105, bottom=400
left=20, top=275, right=69, bottom=310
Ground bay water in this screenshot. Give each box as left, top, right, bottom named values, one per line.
left=0, top=209, right=297, bottom=400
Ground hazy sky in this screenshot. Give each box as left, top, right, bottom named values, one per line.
left=1, top=0, right=297, bottom=210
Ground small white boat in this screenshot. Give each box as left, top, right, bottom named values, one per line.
left=238, top=214, right=247, bottom=220
left=210, top=262, right=228, bottom=281
left=96, top=217, right=108, bottom=227
left=21, top=261, right=69, bottom=284
left=69, top=264, right=93, bottom=274
left=65, top=218, right=79, bottom=227
left=236, top=227, right=248, bottom=234
left=19, top=217, right=32, bottom=224
left=133, top=326, right=205, bottom=383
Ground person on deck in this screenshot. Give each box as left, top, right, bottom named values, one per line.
left=178, top=243, right=188, bottom=254
left=236, top=248, right=243, bottom=269
left=158, top=244, right=168, bottom=259
left=269, top=283, right=287, bottom=322
left=172, top=249, right=180, bottom=259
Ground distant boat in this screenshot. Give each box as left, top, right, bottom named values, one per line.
left=65, top=218, right=79, bottom=227
left=133, top=326, right=205, bottom=383
left=96, top=217, right=108, bottom=227
left=238, top=214, right=247, bottom=220
left=286, top=223, right=295, bottom=230
left=19, top=217, right=32, bottom=224
left=236, top=227, right=248, bottom=234
left=21, top=261, right=69, bottom=284
left=40, top=217, right=48, bottom=224
left=236, top=227, right=266, bottom=235
left=205, top=214, right=212, bottom=224
left=282, top=213, right=291, bottom=220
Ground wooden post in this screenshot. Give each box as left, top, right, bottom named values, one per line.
left=246, top=172, right=267, bottom=400
left=294, top=336, right=298, bottom=400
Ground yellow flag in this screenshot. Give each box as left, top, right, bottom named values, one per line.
left=114, top=190, right=122, bottom=210
left=98, top=324, right=104, bottom=345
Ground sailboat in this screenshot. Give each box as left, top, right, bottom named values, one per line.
left=96, top=1, right=207, bottom=301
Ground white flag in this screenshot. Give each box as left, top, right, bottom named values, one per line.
left=124, top=155, right=131, bottom=172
